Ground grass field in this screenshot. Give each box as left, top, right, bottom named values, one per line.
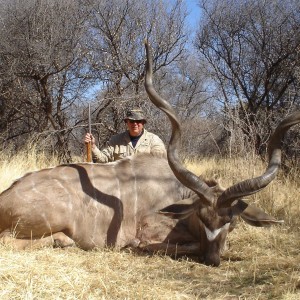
left=0, top=149, right=299, bottom=299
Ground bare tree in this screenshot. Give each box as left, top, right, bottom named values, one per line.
left=83, top=0, right=189, bottom=148
left=0, top=0, right=91, bottom=161
left=195, top=0, right=300, bottom=155
left=0, top=0, right=218, bottom=161
left=147, top=49, right=222, bottom=158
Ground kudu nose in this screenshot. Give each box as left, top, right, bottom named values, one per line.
left=204, top=258, right=220, bottom=267
left=203, top=254, right=221, bottom=267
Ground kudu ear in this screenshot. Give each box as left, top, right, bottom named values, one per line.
left=158, top=197, right=199, bottom=220
left=240, top=202, right=284, bottom=227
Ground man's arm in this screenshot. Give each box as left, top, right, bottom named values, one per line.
left=84, top=133, right=114, bottom=163
left=149, top=133, right=166, bottom=156
left=92, top=146, right=114, bottom=163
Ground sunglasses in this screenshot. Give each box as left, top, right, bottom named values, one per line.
left=128, top=120, right=144, bottom=124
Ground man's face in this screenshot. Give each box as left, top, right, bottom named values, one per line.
left=126, top=120, right=145, bottom=136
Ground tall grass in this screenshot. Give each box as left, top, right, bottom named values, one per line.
left=186, top=155, right=300, bottom=230
left=0, top=145, right=59, bottom=193
left=0, top=150, right=299, bottom=299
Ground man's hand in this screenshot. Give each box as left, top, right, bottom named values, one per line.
left=84, top=133, right=96, bottom=150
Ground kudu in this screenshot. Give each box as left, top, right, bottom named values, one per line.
left=0, top=42, right=299, bottom=266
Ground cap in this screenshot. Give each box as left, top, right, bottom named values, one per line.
left=124, top=109, right=147, bottom=123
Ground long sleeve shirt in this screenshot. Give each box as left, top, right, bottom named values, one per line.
left=92, top=129, right=166, bottom=163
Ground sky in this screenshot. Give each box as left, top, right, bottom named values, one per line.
left=185, top=0, right=201, bottom=29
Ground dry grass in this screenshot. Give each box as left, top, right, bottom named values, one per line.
left=186, top=156, right=300, bottom=229
left=0, top=150, right=299, bottom=299
left=0, top=145, right=59, bottom=192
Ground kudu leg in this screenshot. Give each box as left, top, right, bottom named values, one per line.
left=134, top=213, right=200, bottom=256
left=0, top=231, right=75, bottom=250
left=138, top=241, right=200, bottom=256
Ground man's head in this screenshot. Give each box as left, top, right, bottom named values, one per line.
left=124, top=109, right=146, bottom=136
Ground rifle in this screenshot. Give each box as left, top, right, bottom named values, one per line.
left=86, top=103, right=92, bottom=162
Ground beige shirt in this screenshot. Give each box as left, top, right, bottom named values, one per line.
left=92, top=129, right=166, bottom=163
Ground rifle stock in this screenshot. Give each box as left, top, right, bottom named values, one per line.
left=86, top=142, right=92, bottom=162
left=86, top=103, right=92, bottom=162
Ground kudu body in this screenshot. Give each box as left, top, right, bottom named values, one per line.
left=0, top=42, right=299, bottom=266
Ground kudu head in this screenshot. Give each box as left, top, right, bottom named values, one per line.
left=144, top=40, right=300, bottom=266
